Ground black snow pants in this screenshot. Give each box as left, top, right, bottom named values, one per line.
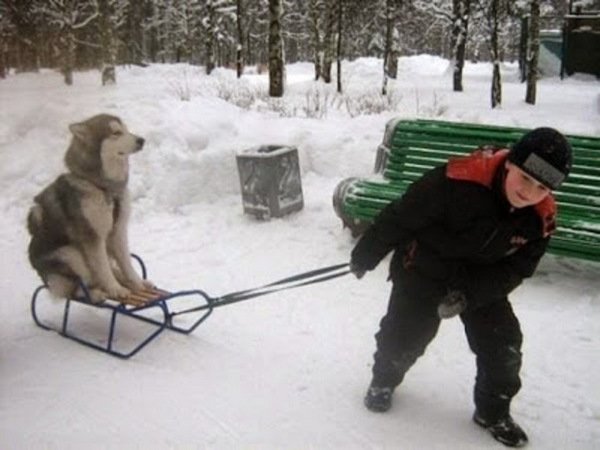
left=371, top=268, right=523, bottom=421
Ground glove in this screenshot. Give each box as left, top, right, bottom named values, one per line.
left=437, top=289, right=467, bottom=319
left=350, top=261, right=367, bottom=280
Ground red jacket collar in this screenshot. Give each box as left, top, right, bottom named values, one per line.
left=447, top=147, right=509, bottom=188
left=447, top=147, right=556, bottom=237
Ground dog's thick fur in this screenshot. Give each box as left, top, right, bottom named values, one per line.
left=27, top=114, right=152, bottom=302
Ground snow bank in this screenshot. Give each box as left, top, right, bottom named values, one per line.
left=1, top=55, right=599, bottom=449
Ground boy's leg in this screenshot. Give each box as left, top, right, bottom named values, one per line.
left=461, top=299, right=528, bottom=447
left=367, top=276, right=442, bottom=410
left=461, top=298, right=523, bottom=420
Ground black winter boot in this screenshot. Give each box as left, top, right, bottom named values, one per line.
left=473, top=411, right=529, bottom=447
left=364, top=384, right=393, bottom=412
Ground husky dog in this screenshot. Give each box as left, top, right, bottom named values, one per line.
left=27, top=114, right=152, bottom=302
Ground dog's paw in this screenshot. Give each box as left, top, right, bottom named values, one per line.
left=140, top=279, right=156, bottom=291
left=73, top=285, right=107, bottom=304
left=105, top=283, right=131, bottom=300
left=125, top=278, right=155, bottom=292
left=88, top=289, right=108, bottom=304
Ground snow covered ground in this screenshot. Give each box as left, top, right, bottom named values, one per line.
left=1, top=57, right=599, bottom=449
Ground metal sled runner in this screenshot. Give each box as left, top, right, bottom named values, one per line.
left=30, top=255, right=350, bottom=359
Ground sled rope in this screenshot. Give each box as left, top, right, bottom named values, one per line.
left=171, top=262, right=351, bottom=317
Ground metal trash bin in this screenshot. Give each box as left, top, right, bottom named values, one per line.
left=236, top=145, right=304, bottom=219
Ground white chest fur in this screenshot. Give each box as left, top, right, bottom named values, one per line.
left=81, top=189, right=117, bottom=238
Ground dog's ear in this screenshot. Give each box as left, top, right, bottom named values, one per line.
left=69, top=122, right=89, bottom=142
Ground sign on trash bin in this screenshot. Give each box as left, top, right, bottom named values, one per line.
left=236, top=145, right=304, bottom=219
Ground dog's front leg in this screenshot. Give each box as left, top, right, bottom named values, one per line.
left=79, top=190, right=131, bottom=299
left=108, top=195, right=153, bottom=291
left=108, top=234, right=151, bottom=291
left=83, top=239, right=130, bottom=299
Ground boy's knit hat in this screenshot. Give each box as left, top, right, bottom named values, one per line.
left=508, top=127, right=572, bottom=190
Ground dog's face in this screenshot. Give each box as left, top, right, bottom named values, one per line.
left=65, top=114, right=144, bottom=189
left=100, top=119, right=144, bottom=182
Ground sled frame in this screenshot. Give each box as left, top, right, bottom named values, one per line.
left=30, top=256, right=214, bottom=359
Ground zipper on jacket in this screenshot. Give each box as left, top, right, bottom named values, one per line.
left=479, top=227, right=500, bottom=253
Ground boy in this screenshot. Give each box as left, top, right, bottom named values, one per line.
left=350, top=127, right=572, bottom=447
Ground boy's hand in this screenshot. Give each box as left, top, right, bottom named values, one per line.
left=437, top=290, right=467, bottom=319
left=350, top=261, right=367, bottom=279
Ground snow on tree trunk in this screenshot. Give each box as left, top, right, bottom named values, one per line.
left=451, top=0, right=471, bottom=92
left=525, top=0, right=540, bottom=105
left=309, top=0, right=323, bottom=81
left=62, top=29, right=75, bottom=86
left=98, top=0, right=117, bottom=85
left=383, top=0, right=398, bottom=81
left=268, top=0, right=285, bottom=97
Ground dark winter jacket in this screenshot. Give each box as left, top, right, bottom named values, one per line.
left=351, top=147, right=556, bottom=308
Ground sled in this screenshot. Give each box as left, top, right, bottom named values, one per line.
left=31, top=255, right=215, bottom=359
left=30, top=255, right=349, bottom=359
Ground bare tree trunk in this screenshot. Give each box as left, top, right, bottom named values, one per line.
left=336, top=0, right=343, bottom=93
left=322, top=0, right=336, bottom=83
left=382, top=0, right=400, bottom=95
left=451, top=0, right=471, bottom=92
left=490, top=0, right=502, bottom=108
left=309, top=0, right=322, bottom=80
left=236, top=0, right=244, bottom=78
left=8, top=1, right=40, bottom=73
left=206, top=1, right=216, bottom=75
left=124, top=0, right=144, bottom=65
left=245, top=26, right=253, bottom=66
left=525, top=0, right=540, bottom=105
left=98, top=0, right=117, bottom=85
left=16, top=38, right=40, bottom=73
left=491, top=61, right=501, bottom=107
left=0, top=39, right=6, bottom=78
left=147, top=2, right=158, bottom=62
left=518, top=16, right=528, bottom=82
left=268, top=0, right=284, bottom=97
left=386, top=49, right=398, bottom=79
left=61, top=29, right=75, bottom=85
left=383, top=0, right=398, bottom=80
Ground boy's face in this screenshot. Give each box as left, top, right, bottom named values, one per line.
left=504, top=161, right=551, bottom=208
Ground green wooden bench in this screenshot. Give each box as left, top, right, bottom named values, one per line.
left=333, top=118, right=600, bottom=262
